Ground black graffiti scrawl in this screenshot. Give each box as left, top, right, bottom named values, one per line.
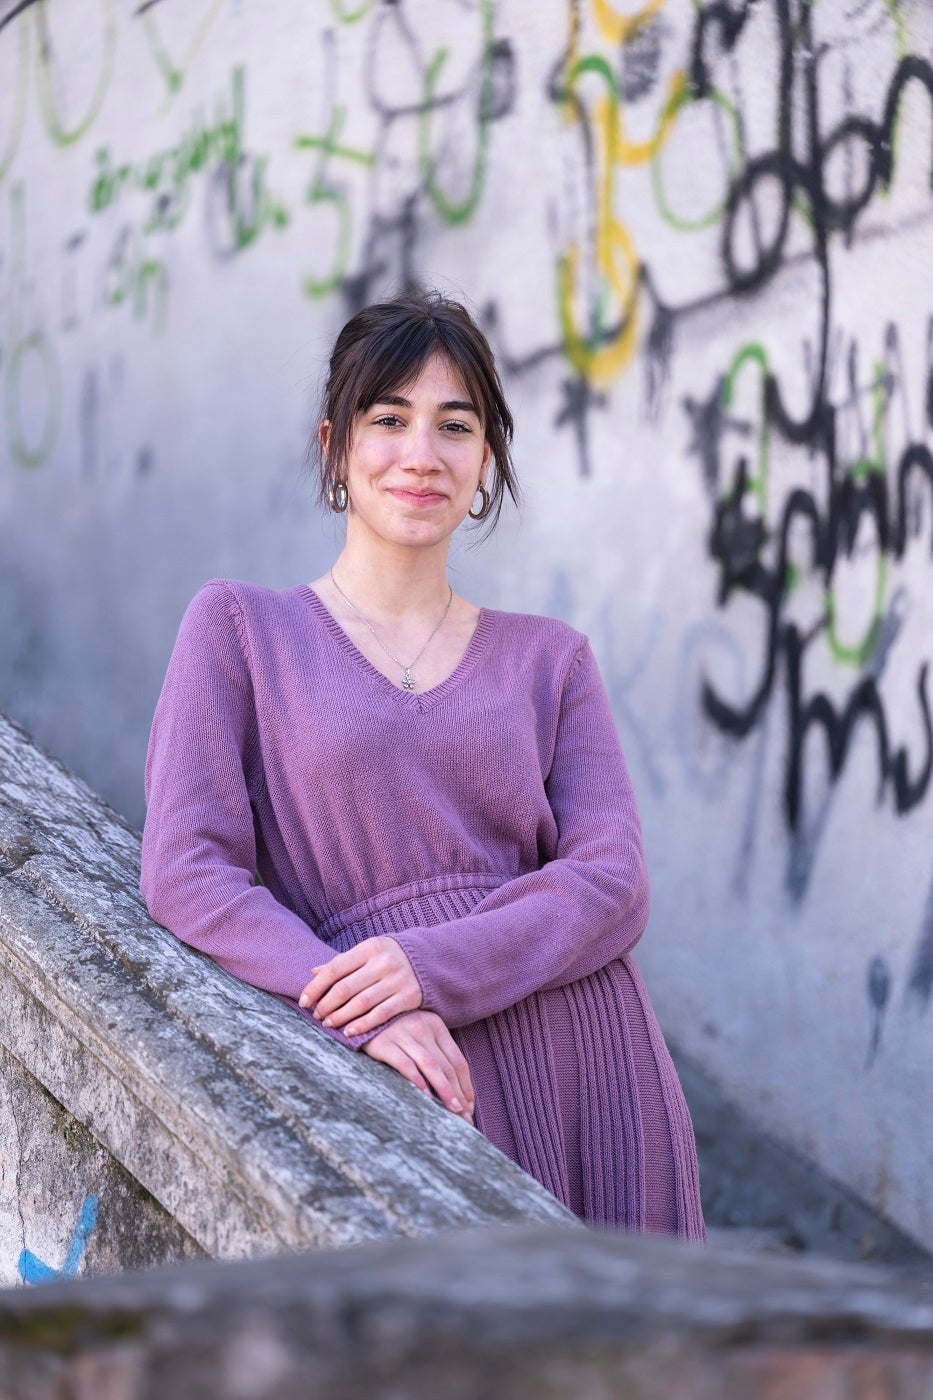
left=678, top=0, right=933, bottom=875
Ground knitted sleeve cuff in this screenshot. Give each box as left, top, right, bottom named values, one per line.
left=388, top=930, right=444, bottom=1023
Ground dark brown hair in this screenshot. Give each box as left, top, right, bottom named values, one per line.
left=315, top=289, right=519, bottom=533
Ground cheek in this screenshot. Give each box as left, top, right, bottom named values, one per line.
left=347, top=444, right=390, bottom=484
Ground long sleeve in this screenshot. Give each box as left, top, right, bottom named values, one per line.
left=389, top=639, right=650, bottom=1029
left=139, top=581, right=379, bottom=1050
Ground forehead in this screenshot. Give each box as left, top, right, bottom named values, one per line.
left=385, top=352, right=475, bottom=407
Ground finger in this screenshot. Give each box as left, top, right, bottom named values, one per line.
left=330, top=977, right=421, bottom=1031
left=299, top=962, right=341, bottom=1009
left=298, top=946, right=368, bottom=1008
left=313, top=969, right=383, bottom=1022
left=437, top=1049, right=474, bottom=1122
left=434, top=1032, right=475, bottom=1119
left=363, top=1040, right=431, bottom=1096
left=342, top=995, right=415, bottom=1037
left=323, top=988, right=397, bottom=1031
left=451, top=1051, right=475, bottom=1115
left=399, top=1039, right=467, bottom=1117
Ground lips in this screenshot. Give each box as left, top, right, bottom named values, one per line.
left=388, top=488, right=446, bottom=504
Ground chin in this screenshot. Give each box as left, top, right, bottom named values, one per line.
left=381, top=510, right=459, bottom=542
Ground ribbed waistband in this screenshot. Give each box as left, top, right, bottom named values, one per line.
left=315, top=872, right=511, bottom=952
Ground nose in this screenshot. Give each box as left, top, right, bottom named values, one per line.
left=399, top=420, right=442, bottom=473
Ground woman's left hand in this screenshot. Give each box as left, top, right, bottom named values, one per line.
left=298, top=936, right=422, bottom=1036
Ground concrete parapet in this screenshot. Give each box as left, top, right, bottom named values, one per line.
left=0, top=708, right=572, bottom=1284
left=2, top=1225, right=933, bottom=1399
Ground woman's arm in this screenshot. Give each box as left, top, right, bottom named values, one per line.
left=306, top=637, right=650, bottom=1035
left=139, top=581, right=386, bottom=1050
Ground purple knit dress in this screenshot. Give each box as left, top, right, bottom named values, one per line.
left=140, top=579, right=705, bottom=1239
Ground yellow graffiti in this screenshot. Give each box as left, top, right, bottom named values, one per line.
left=615, top=70, right=685, bottom=165
left=556, top=1, right=684, bottom=386
left=592, top=0, right=666, bottom=45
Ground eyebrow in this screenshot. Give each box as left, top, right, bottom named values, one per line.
left=374, top=395, right=480, bottom=415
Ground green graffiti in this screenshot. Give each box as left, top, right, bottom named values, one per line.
left=329, top=0, right=377, bottom=22
left=135, top=257, right=169, bottom=333
left=561, top=52, right=618, bottom=108
left=141, top=0, right=225, bottom=97
left=825, top=557, right=887, bottom=667
left=0, top=0, right=115, bottom=184
left=88, top=67, right=287, bottom=262
left=884, top=0, right=909, bottom=59
left=295, top=105, right=374, bottom=299
left=88, top=67, right=242, bottom=226
left=556, top=255, right=618, bottom=373
left=0, top=16, right=29, bottom=187
left=224, top=153, right=290, bottom=254
left=721, top=343, right=771, bottom=511
left=6, top=331, right=62, bottom=468
left=210, top=68, right=289, bottom=252
left=4, top=185, right=62, bottom=470
left=418, top=0, right=494, bottom=226
left=826, top=361, right=888, bottom=664
left=104, top=230, right=169, bottom=335
left=33, top=0, right=116, bottom=148
left=651, top=83, right=743, bottom=232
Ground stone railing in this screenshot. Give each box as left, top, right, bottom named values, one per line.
left=0, top=709, right=572, bottom=1286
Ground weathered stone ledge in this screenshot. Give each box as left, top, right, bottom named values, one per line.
left=0, top=707, right=572, bottom=1277
left=2, top=1225, right=933, bottom=1399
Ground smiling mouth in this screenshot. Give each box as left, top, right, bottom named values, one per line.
left=389, top=488, right=446, bottom=502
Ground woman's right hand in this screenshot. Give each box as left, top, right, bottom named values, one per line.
left=362, top=1011, right=475, bottom=1125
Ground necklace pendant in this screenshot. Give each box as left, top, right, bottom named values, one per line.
left=402, top=670, right=416, bottom=691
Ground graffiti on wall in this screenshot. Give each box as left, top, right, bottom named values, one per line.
left=2, top=0, right=932, bottom=1074
left=18, top=1192, right=98, bottom=1285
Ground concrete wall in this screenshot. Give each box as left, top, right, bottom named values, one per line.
left=0, top=1047, right=203, bottom=1288
left=2, top=1, right=933, bottom=1251
left=3, top=1225, right=933, bottom=1400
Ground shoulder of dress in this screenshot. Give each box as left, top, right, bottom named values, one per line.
left=182, top=579, right=307, bottom=662
left=196, top=576, right=277, bottom=606
left=483, top=606, right=589, bottom=656
left=191, top=577, right=307, bottom=622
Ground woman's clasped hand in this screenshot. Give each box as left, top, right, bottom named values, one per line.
left=362, top=1011, right=475, bottom=1125
left=299, top=938, right=475, bottom=1124
left=298, top=934, right=421, bottom=1033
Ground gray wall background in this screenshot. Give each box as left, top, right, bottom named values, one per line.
left=2, top=1, right=933, bottom=1251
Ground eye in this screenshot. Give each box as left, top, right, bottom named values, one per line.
left=441, top=420, right=472, bottom=434
left=373, top=414, right=403, bottom=428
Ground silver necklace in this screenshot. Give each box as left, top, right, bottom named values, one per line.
left=329, top=568, right=454, bottom=691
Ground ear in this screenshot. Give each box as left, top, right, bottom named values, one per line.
left=318, top=420, right=331, bottom=459
left=480, top=438, right=492, bottom=482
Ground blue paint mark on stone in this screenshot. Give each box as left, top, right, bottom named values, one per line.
left=18, top=1193, right=99, bottom=1285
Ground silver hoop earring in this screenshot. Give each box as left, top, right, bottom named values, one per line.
left=327, top=479, right=348, bottom=513
left=469, top=484, right=490, bottom=520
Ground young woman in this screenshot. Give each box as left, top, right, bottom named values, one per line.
left=140, top=290, right=705, bottom=1238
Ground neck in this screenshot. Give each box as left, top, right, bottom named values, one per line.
left=331, top=537, right=451, bottom=621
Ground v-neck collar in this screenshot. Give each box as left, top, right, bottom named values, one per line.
left=297, top=584, right=492, bottom=712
